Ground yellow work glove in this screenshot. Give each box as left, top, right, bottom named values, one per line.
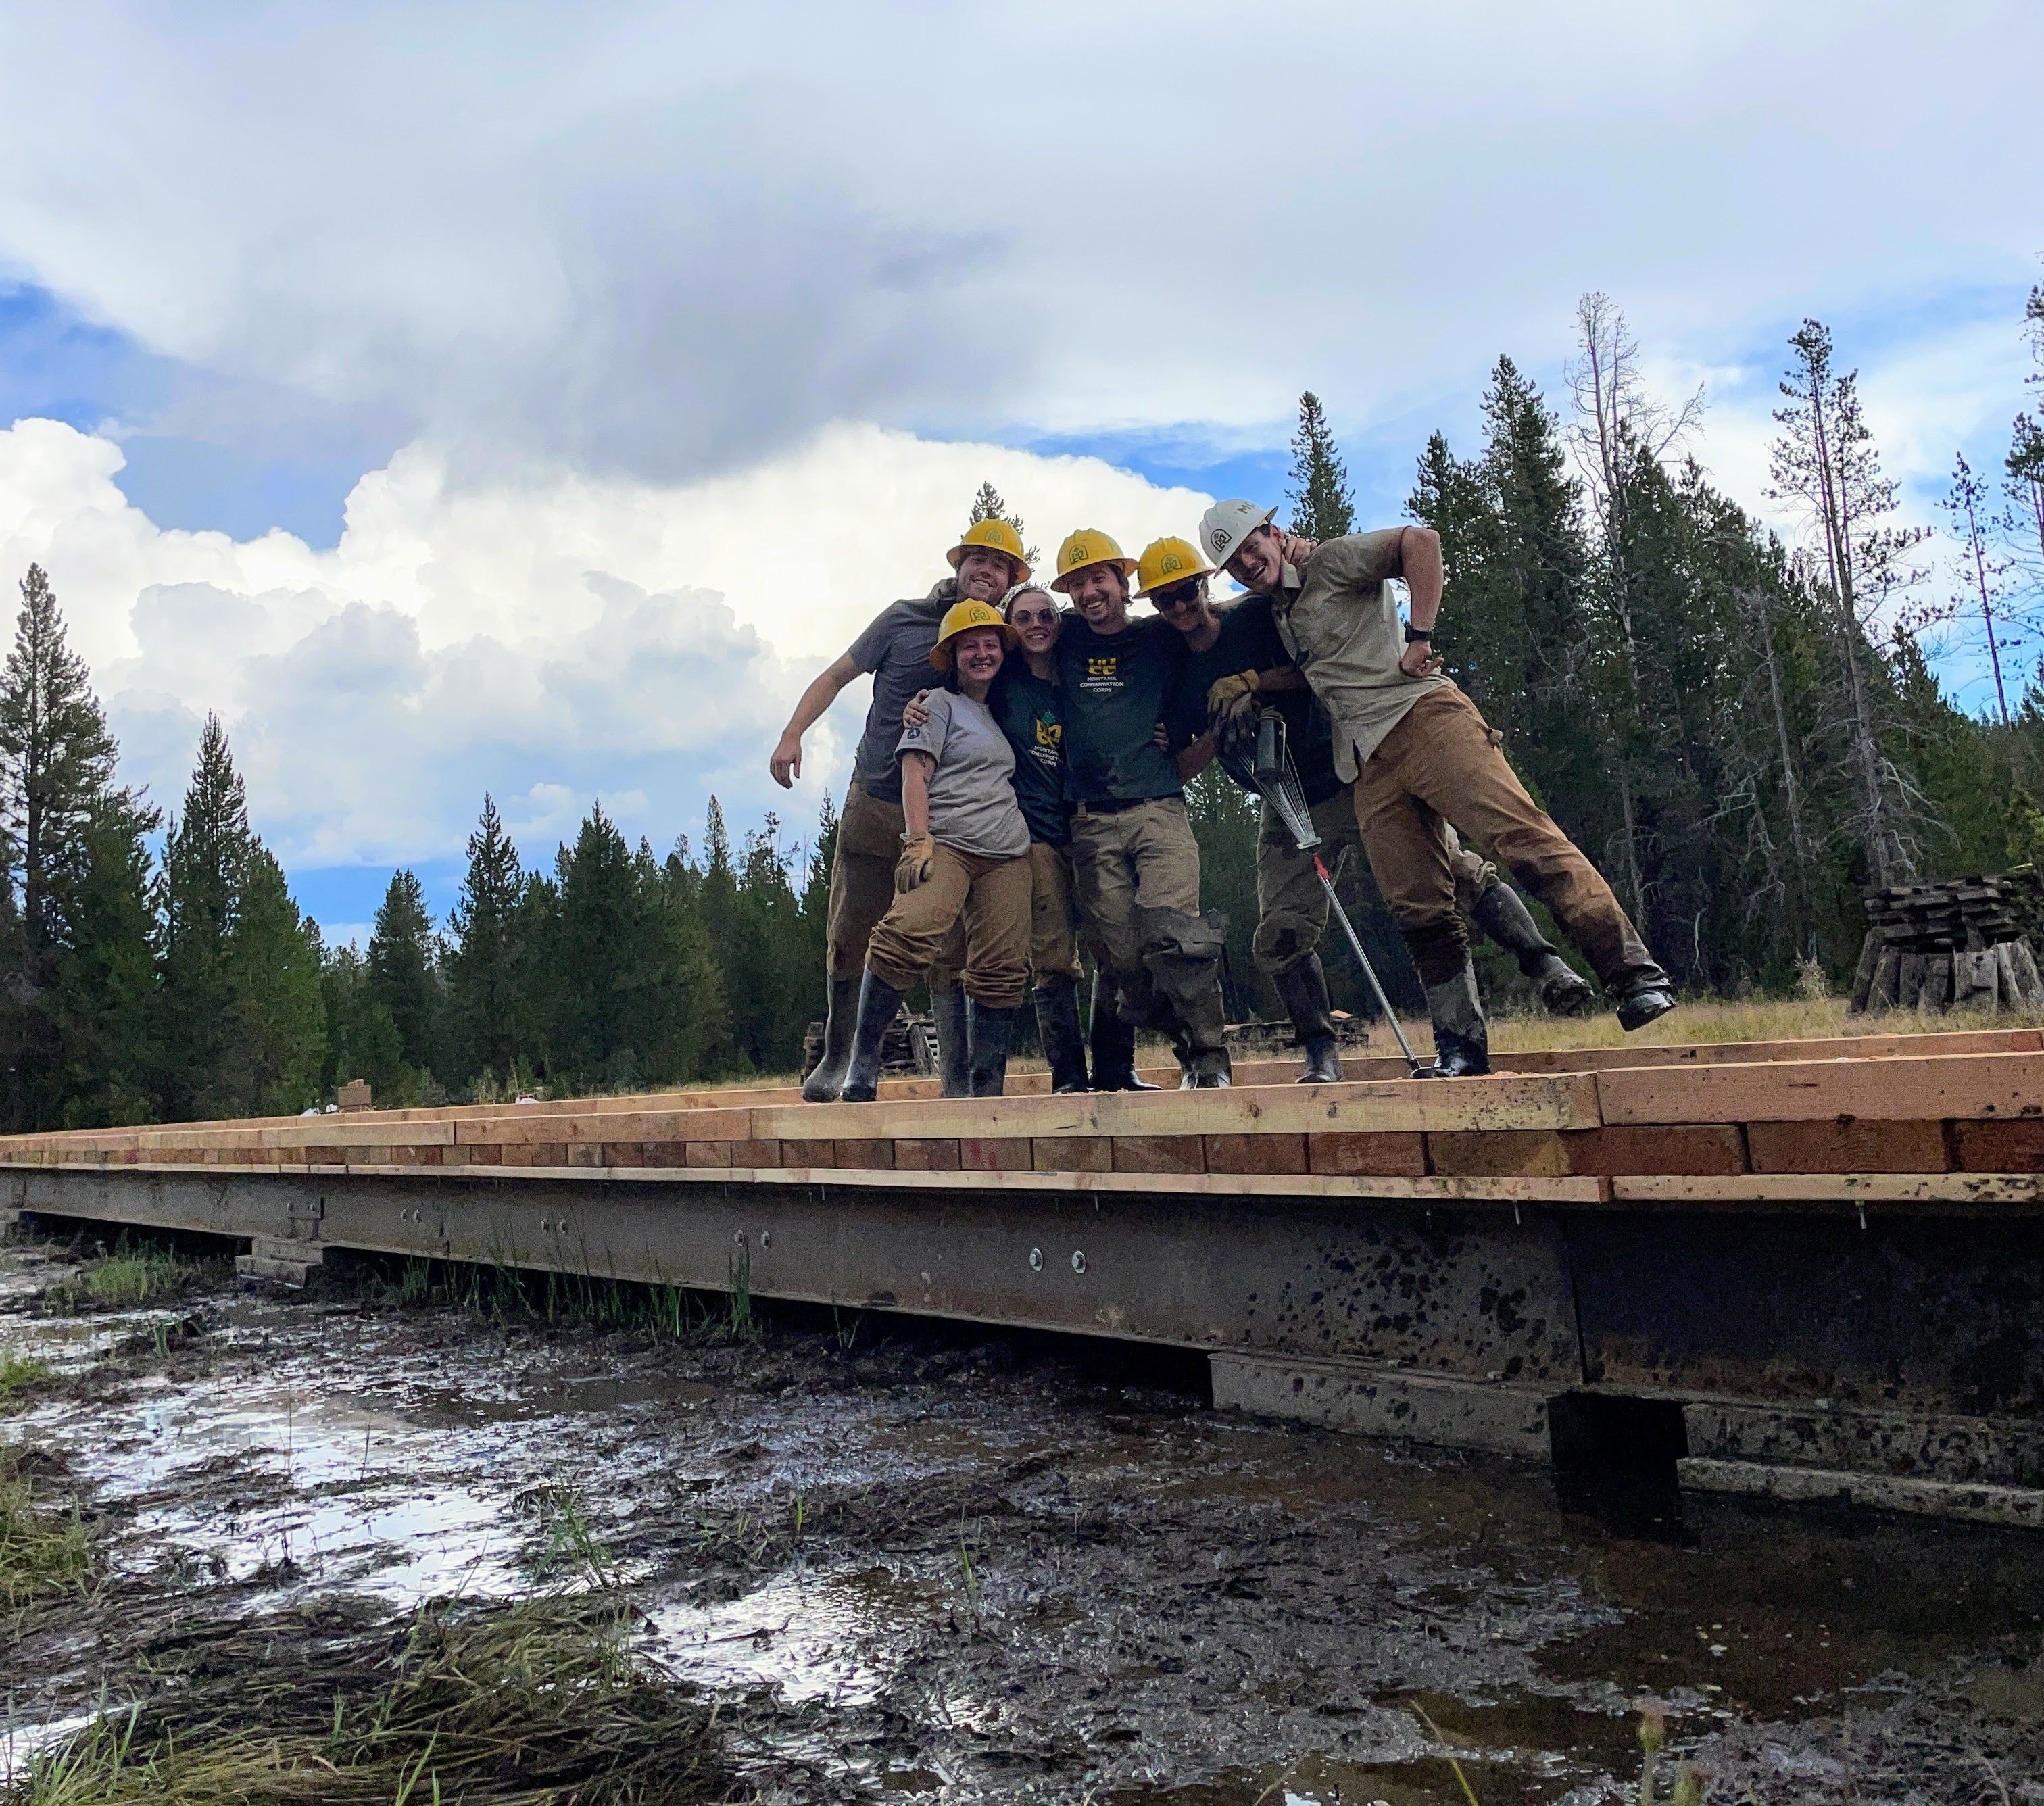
left=1207, top=669, right=1262, bottom=739
left=895, top=832, right=935, bottom=893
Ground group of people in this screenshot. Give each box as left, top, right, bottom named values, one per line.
left=769, top=503, right=1674, bottom=1103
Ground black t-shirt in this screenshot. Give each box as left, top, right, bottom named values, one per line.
left=989, top=665, right=1073, bottom=847
left=1165, top=595, right=1346, bottom=806
left=1055, top=612, right=1186, bottom=803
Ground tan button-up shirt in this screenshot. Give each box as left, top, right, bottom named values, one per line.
left=1269, top=529, right=1446, bottom=781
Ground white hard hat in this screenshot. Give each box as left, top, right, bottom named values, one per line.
left=1198, top=499, right=1278, bottom=570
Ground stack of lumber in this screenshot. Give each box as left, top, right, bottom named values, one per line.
left=1850, top=869, right=2044, bottom=1012
left=7, top=1027, right=2044, bottom=1211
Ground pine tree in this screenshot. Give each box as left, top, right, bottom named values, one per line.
left=0, top=565, right=128, bottom=1125
left=445, top=794, right=528, bottom=1089
left=230, top=846, right=326, bottom=1114
left=367, top=869, right=441, bottom=1086
left=1942, top=453, right=2019, bottom=726
left=47, top=794, right=162, bottom=1126
left=321, top=939, right=405, bottom=1102
left=1286, top=393, right=1354, bottom=541
left=967, top=481, right=1039, bottom=568
left=159, top=714, right=251, bottom=1120
left=1769, top=320, right=1928, bottom=886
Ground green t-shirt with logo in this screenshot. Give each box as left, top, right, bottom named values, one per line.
left=989, top=666, right=1073, bottom=847
left=1055, top=613, right=1186, bottom=803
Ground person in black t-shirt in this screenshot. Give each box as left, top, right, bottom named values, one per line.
left=1052, top=529, right=1230, bottom=1088
left=1149, top=545, right=1595, bottom=1080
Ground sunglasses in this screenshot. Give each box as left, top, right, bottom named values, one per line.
left=1151, top=578, right=1206, bottom=612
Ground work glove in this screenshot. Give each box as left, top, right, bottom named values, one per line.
left=1207, top=669, right=1262, bottom=741
left=895, top=832, right=935, bottom=893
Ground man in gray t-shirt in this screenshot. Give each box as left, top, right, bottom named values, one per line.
left=769, top=518, right=1031, bottom=1101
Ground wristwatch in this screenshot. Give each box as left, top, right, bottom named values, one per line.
left=1403, top=624, right=1434, bottom=644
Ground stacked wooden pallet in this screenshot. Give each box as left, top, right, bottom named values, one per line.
left=5, top=1027, right=2043, bottom=1212
left=1850, top=870, right=2044, bottom=1012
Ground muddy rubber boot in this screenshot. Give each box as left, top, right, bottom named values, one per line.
left=965, top=1000, right=1021, bottom=1097
left=1171, top=987, right=1233, bottom=1089
left=1088, top=973, right=1159, bottom=1091
left=1420, top=960, right=1490, bottom=1078
left=801, top=975, right=862, bottom=1103
left=1469, top=883, right=1597, bottom=1017
left=930, top=985, right=971, bottom=1098
left=837, top=974, right=906, bottom=1104
left=1033, top=975, right=1090, bottom=1093
left=1272, top=954, right=1342, bottom=1084
left=1615, top=978, right=1678, bottom=1033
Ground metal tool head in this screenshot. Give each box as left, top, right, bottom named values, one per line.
left=1248, top=709, right=1321, bottom=853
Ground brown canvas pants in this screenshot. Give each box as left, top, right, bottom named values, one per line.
left=865, top=845, right=1032, bottom=1008
left=929, top=839, right=1082, bottom=990
left=1067, top=798, right=1203, bottom=988
left=825, top=781, right=908, bottom=983
left=1350, top=686, right=1662, bottom=992
left=1255, top=788, right=1499, bottom=977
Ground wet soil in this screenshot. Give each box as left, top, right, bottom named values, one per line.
left=3, top=1233, right=2042, bottom=1803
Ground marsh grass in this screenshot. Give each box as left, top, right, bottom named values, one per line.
left=1471, top=994, right=2044, bottom=1056
left=0, top=1352, right=52, bottom=1414
left=0, top=1444, right=95, bottom=1611
left=383, top=1256, right=760, bottom=1348
left=522, top=1473, right=618, bottom=1591
left=11, top=1594, right=735, bottom=1805
left=39, top=1238, right=210, bottom=1315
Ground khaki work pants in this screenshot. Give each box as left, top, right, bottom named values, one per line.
left=1254, top=789, right=1499, bottom=977
left=865, top=845, right=1032, bottom=1008
left=929, top=839, right=1082, bottom=991
left=825, top=781, right=908, bottom=983
left=1350, top=685, right=1660, bottom=991
left=1068, top=798, right=1202, bottom=992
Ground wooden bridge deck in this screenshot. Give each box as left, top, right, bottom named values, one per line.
left=5, top=1025, right=2043, bottom=1527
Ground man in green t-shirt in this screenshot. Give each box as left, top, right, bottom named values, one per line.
left=1052, top=529, right=1230, bottom=1088
left=1198, top=502, right=1672, bottom=1075
left=1144, top=537, right=1592, bottom=1081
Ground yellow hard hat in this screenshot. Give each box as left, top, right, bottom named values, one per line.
left=928, top=598, right=1019, bottom=672
left=1050, top=529, right=1138, bottom=593
left=1135, top=535, right=1213, bottom=597
left=947, top=518, right=1031, bottom=583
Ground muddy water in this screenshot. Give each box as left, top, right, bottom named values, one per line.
left=3, top=1237, right=2041, bottom=1803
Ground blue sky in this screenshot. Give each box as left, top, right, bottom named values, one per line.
left=0, top=2, right=2037, bottom=944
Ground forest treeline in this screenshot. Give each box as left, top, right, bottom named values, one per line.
left=2, top=287, right=2042, bottom=1127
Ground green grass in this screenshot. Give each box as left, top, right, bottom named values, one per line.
left=0, top=1444, right=95, bottom=1611
left=523, top=1473, right=618, bottom=1591
left=0, top=1350, right=53, bottom=1414
left=12, top=1594, right=733, bottom=1804
left=41, top=1237, right=204, bottom=1315
left=382, top=1254, right=760, bottom=1348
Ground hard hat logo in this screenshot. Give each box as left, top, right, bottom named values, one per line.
left=1211, top=529, right=1232, bottom=553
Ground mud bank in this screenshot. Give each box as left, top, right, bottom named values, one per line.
left=2, top=1230, right=2041, bottom=1803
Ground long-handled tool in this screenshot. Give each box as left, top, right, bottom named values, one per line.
left=1246, top=709, right=1426, bottom=1077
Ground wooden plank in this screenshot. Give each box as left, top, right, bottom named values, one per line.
left=1032, top=1136, right=1111, bottom=1173
left=1111, top=1136, right=1205, bottom=1175
left=1307, top=1132, right=1428, bottom=1177
left=1597, top=1052, right=2044, bottom=1126
left=458, top=1107, right=756, bottom=1146
left=748, top=1072, right=1601, bottom=1142
left=684, top=1142, right=731, bottom=1168
left=834, top=1138, right=894, bottom=1170
left=1747, top=1119, right=1951, bottom=1174
left=1424, top=1130, right=1568, bottom=1178
left=1204, top=1133, right=1309, bottom=1175
left=1557, top=1125, right=1749, bottom=1177
left=774, top=1138, right=837, bottom=1169
left=1611, top=1173, right=2044, bottom=1207
left=894, top=1139, right=961, bottom=1171
left=959, top=1137, right=1031, bottom=1173
left=1952, top=1120, right=2044, bottom=1173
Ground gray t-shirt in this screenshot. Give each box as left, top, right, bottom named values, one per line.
left=895, top=690, right=1031, bottom=861
left=846, top=581, right=955, bottom=804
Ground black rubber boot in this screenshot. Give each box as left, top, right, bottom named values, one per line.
left=930, top=986, right=971, bottom=1097
left=1420, top=960, right=1490, bottom=1078
left=965, top=1000, right=1022, bottom=1097
left=801, top=975, right=862, bottom=1103
left=1615, top=979, right=1678, bottom=1033
left=837, top=973, right=906, bottom=1104
left=1088, top=973, right=1159, bottom=1091
left=1469, top=883, right=1597, bottom=1017
left=1271, top=954, right=1342, bottom=1084
left=1171, top=988, right=1233, bottom=1089
left=1033, top=975, right=1090, bottom=1093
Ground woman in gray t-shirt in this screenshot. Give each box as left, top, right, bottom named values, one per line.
left=834, top=602, right=1035, bottom=1102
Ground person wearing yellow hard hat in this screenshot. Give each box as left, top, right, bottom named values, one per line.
left=1196, top=499, right=1673, bottom=1074
left=834, top=600, right=1034, bottom=1102
left=771, top=513, right=1030, bottom=1102
left=1146, top=534, right=1593, bottom=1083
left=1051, top=528, right=1231, bottom=1088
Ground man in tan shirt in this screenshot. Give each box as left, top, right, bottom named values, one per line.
left=1197, top=501, right=1672, bottom=1073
